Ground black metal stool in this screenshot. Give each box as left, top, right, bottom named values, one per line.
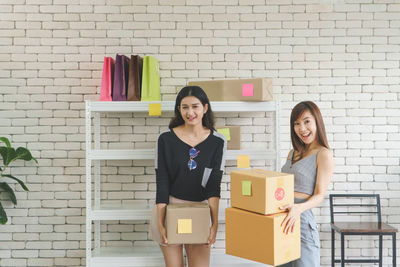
left=329, top=194, right=397, bottom=267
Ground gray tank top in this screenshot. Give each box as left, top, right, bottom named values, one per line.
left=281, top=150, right=321, bottom=195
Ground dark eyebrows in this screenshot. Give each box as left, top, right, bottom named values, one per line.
left=294, top=116, right=311, bottom=124
left=181, top=103, right=200, bottom=107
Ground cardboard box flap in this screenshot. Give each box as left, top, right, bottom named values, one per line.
left=167, top=203, right=209, bottom=210
left=232, top=169, right=292, bottom=179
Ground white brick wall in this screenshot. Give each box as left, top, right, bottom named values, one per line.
left=0, top=1, right=399, bottom=266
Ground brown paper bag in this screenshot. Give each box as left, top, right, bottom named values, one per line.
left=127, top=55, right=143, bottom=101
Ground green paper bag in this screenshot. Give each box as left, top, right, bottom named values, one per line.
left=141, top=56, right=161, bottom=101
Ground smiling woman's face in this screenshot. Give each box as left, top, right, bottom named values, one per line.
left=293, top=110, right=317, bottom=146
left=179, top=96, right=208, bottom=127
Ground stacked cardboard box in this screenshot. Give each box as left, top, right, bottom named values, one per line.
left=165, top=203, right=210, bottom=244
left=215, top=126, right=241, bottom=150
left=188, top=78, right=273, bottom=102
left=225, top=169, right=300, bottom=266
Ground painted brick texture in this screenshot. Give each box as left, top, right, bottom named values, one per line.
left=0, top=1, right=399, bottom=266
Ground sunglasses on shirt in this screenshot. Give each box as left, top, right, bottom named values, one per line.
left=188, top=147, right=200, bottom=170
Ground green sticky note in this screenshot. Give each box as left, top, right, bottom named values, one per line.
left=149, top=103, right=162, bottom=116
left=242, top=180, right=252, bottom=196
left=217, top=128, right=231, bottom=141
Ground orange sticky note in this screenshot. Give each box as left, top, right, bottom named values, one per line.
left=149, top=103, right=161, bottom=116
left=237, top=155, right=250, bottom=168
left=178, top=219, right=192, bottom=234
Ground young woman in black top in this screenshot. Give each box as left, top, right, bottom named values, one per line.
left=150, top=86, right=226, bottom=267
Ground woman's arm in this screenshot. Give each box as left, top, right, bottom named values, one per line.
left=281, top=148, right=334, bottom=234
left=156, top=203, right=168, bottom=244
left=207, top=196, right=219, bottom=247
left=155, top=134, right=170, bottom=244
left=156, top=135, right=170, bottom=204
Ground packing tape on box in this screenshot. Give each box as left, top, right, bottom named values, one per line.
left=277, top=178, right=284, bottom=187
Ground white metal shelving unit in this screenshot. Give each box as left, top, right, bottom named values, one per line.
left=86, top=100, right=280, bottom=267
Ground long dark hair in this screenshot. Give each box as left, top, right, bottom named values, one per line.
left=290, top=101, right=329, bottom=160
left=169, top=86, right=215, bottom=130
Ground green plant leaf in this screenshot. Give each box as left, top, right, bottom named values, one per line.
left=0, top=202, right=7, bottom=224
left=1, top=174, right=29, bottom=191
left=0, top=137, right=11, bottom=148
left=15, top=147, right=38, bottom=164
left=0, top=147, right=17, bottom=166
left=0, top=182, right=16, bottom=204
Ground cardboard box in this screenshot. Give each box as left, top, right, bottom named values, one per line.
left=215, top=126, right=241, bottom=150
left=165, top=203, right=210, bottom=244
left=188, top=78, right=273, bottom=101
left=225, top=207, right=300, bottom=266
left=230, top=169, right=294, bottom=215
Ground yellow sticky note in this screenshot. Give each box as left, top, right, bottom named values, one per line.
left=149, top=103, right=161, bottom=116
left=177, top=219, right=192, bottom=234
left=242, top=180, right=252, bottom=196
left=237, top=155, right=250, bottom=168
left=217, top=128, right=231, bottom=141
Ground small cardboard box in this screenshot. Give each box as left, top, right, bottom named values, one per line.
left=230, top=169, right=294, bottom=215
left=225, top=207, right=300, bottom=266
left=165, top=203, right=210, bottom=244
left=215, top=126, right=241, bottom=150
left=188, top=78, right=273, bottom=101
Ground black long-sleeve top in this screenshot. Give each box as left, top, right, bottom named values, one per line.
left=155, top=129, right=226, bottom=204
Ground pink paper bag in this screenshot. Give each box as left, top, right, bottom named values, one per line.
left=99, top=57, right=115, bottom=101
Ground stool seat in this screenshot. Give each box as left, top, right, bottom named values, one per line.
left=332, top=222, right=398, bottom=233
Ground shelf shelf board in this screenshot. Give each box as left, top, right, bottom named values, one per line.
left=91, top=204, right=153, bottom=221
left=91, top=246, right=164, bottom=266
left=86, top=100, right=277, bottom=112
left=90, top=246, right=265, bottom=266
left=88, top=149, right=276, bottom=161
left=211, top=249, right=266, bottom=265
left=89, top=203, right=228, bottom=222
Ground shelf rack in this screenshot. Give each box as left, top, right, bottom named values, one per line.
left=86, top=100, right=280, bottom=267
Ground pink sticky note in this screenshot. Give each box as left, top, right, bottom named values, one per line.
left=242, top=83, right=254, bottom=97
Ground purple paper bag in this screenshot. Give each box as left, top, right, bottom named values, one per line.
left=112, top=54, right=129, bottom=101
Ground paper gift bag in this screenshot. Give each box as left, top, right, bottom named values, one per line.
left=127, top=55, right=143, bottom=101
left=112, top=54, right=129, bottom=101
left=141, top=56, right=161, bottom=101
left=99, top=57, right=114, bottom=101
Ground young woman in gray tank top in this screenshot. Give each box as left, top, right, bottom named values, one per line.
left=278, top=101, right=334, bottom=267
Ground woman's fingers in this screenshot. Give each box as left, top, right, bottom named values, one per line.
left=283, top=217, right=296, bottom=234
left=159, top=226, right=168, bottom=245
left=279, top=204, right=290, bottom=210
left=281, top=212, right=290, bottom=227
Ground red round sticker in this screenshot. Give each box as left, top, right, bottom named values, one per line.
left=275, top=187, right=285, bottom=201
